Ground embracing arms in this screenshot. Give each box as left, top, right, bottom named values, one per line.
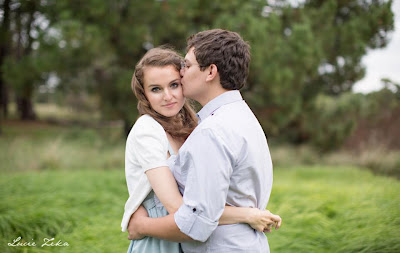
left=144, top=166, right=281, bottom=227
left=127, top=166, right=281, bottom=241
left=127, top=117, right=281, bottom=241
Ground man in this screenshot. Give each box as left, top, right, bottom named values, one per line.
left=128, top=29, right=281, bottom=252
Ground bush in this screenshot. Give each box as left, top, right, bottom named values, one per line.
left=302, top=93, right=364, bottom=150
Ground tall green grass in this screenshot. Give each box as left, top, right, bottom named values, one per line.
left=0, top=121, right=124, bottom=172
left=267, top=166, right=400, bottom=252
left=271, top=143, right=400, bottom=179
left=0, top=170, right=128, bottom=253
left=1, top=167, right=399, bottom=252
left=1, top=121, right=399, bottom=252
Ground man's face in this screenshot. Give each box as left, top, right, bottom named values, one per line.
left=180, top=47, right=208, bottom=102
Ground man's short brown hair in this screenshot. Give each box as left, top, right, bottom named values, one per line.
left=186, top=29, right=251, bottom=90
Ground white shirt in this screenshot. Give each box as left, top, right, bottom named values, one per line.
left=121, top=115, right=170, bottom=232
left=172, top=90, right=273, bottom=252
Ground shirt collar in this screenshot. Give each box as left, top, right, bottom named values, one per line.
left=196, top=90, right=243, bottom=123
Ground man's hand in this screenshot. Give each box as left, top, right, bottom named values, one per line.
left=247, top=209, right=282, bottom=233
left=127, top=205, right=149, bottom=240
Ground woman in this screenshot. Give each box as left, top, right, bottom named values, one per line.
left=121, top=47, right=280, bottom=253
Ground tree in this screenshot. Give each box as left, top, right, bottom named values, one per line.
left=1, top=0, right=58, bottom=120
left=212, top=0, right=394, bottom=143
left=0, top=0, right=11, bottom=122
left=44, top=0, right=196, bottom=134
left=1, top=0, right=393, bottom=146
left=381, top=78, right=400, bottom=100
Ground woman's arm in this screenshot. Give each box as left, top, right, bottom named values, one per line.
left=219, top=206, right=282, bottom=232
left=145, top=166, right=183, bottom=214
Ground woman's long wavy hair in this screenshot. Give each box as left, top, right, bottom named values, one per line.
left=131, top=47, right=198, bottom=140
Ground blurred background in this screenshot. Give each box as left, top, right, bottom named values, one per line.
left=1, top=0, right=399, bottom=252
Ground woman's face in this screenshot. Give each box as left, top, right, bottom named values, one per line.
left=143, top=65, right=185, bottom=117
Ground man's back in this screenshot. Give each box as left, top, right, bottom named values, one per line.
left=173, top=91, right=273, bottom=252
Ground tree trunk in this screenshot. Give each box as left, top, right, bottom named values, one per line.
left=0, top=0, right=11, bottom=120
left=15, top=0, right=37, bottom=121
left=0, top=81, right=9, bottom=118
left=17, top=95, right=36, bottom=120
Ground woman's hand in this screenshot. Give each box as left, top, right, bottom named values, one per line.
left=247, top=209, right=282, bottom=233
left=127, top=205, right=149, bottom=240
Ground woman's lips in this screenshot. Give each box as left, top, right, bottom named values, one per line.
left=163, top=102, right=177, bottom=108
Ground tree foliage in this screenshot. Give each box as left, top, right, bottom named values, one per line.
left=0, top=0, right=395, bottom=146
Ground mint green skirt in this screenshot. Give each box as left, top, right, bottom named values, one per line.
left=127, top=191, right=182, bottom=253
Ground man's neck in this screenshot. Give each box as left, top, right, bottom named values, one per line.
left=197, top=86, right=230, bottom=107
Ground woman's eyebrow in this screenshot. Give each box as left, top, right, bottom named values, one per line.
left=169, top=79, right=180, bottom=84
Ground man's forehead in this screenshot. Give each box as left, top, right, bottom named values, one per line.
left=184, top=47, right=196, bottom=62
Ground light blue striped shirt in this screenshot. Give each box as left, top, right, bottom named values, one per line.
left=171, top=90, right=273, bottom=253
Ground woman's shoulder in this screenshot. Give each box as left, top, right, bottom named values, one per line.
left=130, top=114, right=165, bottom=136
left=126, top=114, right=168, bottom=149
left=134, top=114, right=161, bottom=127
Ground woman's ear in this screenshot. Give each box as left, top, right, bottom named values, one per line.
left=205, top=64, right=218, bottom=82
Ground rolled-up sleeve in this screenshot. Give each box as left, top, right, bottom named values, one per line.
left=174, top=128, right=234, bottom=242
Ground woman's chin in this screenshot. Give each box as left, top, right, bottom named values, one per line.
left=159, top=110, right=179, bottom=118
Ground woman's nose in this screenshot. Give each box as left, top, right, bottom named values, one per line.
left=164, top=89, right=172, bottom=100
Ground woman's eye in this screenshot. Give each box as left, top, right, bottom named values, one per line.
left=151, top=87, right=161, bottom=92
left=171, top=82, right=180, bottom=88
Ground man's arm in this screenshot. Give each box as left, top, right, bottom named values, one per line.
left=172, top=128, right=233, bottom=242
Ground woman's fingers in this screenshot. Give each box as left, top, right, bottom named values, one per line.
left=263, top=227, right=272, bottom=233
left=253, top=209, right=282, bottom=232
left=262, top=211, right=282, bottom=230
left=272, top=214, right=282, bottom=229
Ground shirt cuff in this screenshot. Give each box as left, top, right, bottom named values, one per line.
left=174, top=203, right=218, bottom=242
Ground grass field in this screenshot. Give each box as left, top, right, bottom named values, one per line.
left=1, top=167, right=399, bottom=253
left=1, top=120, right=400, bottom=252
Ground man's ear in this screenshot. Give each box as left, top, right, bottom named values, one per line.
left=205, top=64, right=218, bottom=82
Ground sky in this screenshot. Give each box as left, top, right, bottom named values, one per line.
left=352, top=0, right=400, bottom=93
